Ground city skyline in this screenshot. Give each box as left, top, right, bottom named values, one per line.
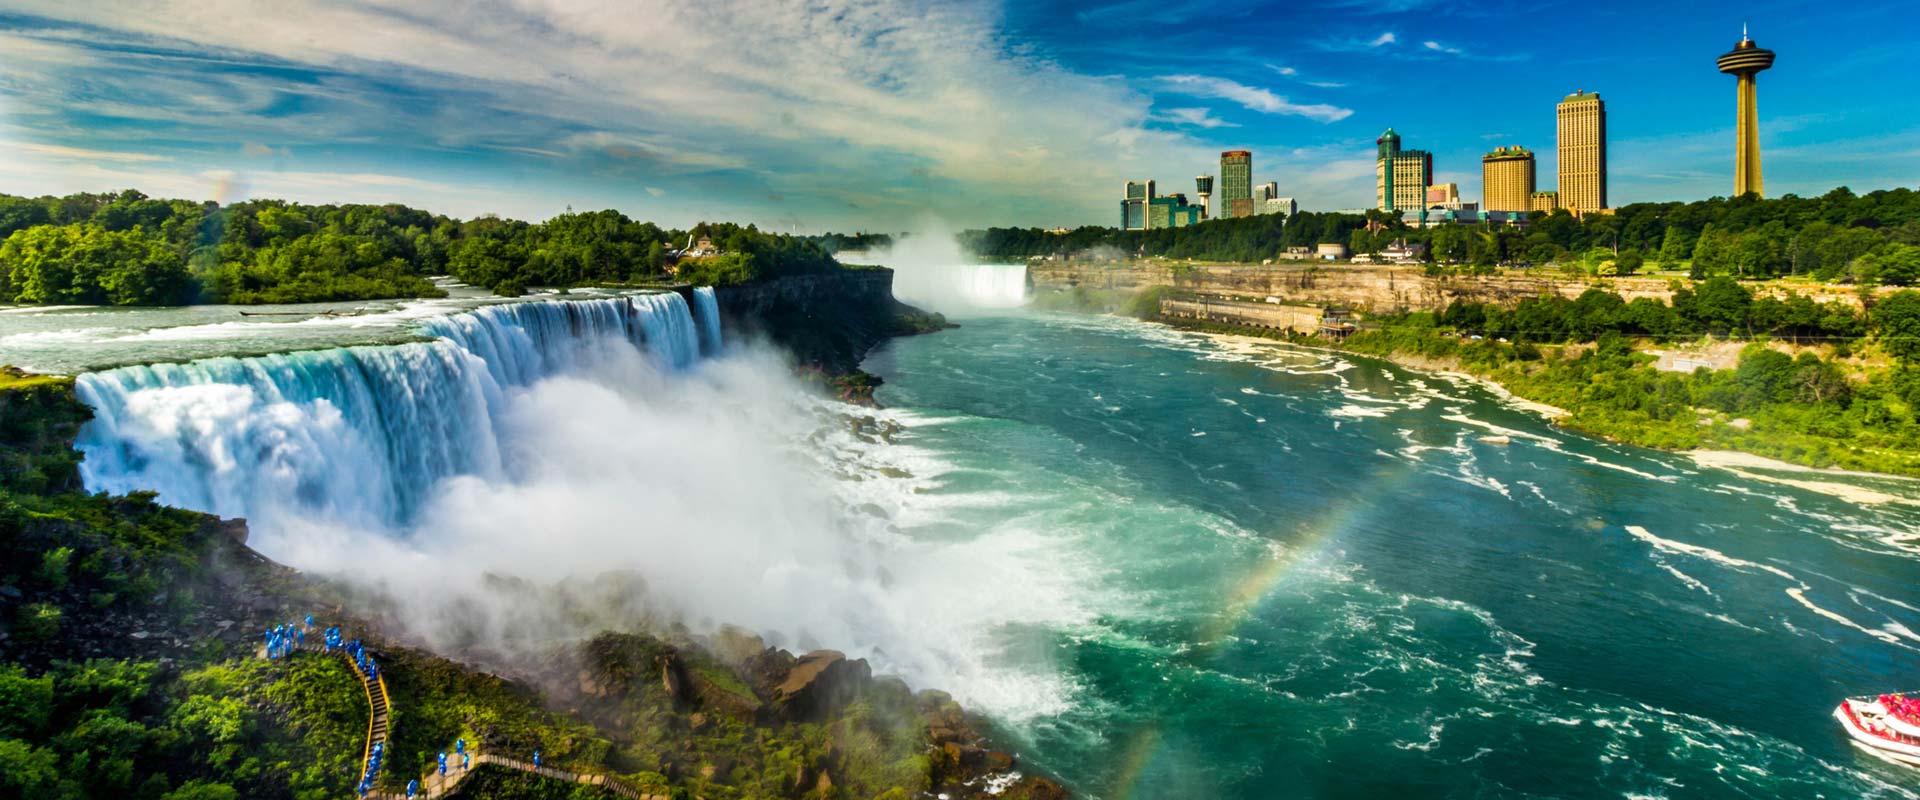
left=0, top=1, right=1914, bottom=231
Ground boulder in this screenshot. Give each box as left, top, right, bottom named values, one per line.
left=707, top=624, right=768, bottom=666
left=1018, top=777, right=1069, bottom=800
left=772, top=650, right=871, bottom=721
left=660, top=656, right=689, bottom=704
left=985, top=751, right=1015, bottom=772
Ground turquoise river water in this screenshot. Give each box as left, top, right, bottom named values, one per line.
left=862, top=309, right=1920, bottom=799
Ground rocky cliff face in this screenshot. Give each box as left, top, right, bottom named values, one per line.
left=0, top=368, right=87, bottom=494
left=1030, top=263, right=1871, bottom=313
left=715, top=268, right=952, bottom=404
left=715, top=269, right=909, bottom=373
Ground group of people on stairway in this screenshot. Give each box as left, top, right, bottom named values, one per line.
left=359, top=741, right=386, bottom=797
left=260, top=615, right=312, bottom=658
left=269, top=616, right=563, bottom=797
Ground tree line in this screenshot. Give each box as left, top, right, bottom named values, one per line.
left=960, top=211, right=1371, bottom=263
left=963, top=187, right=1920, bottom=284
left=1432, top=277, right=1880, bottom=346
left=0, top=190, right=852, bottom=305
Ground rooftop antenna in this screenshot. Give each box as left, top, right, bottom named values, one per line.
left=1742, top=22, right=1749, bottom=42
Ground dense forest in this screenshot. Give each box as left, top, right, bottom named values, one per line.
left=965, top=187, right=1920, bottom=283
left=0, top=190, right=849, bottom=305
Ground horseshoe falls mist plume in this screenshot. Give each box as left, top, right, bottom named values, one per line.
left=877, top=224, right=1029, bottom=313
left=66, top=292, right=1089, bottom=720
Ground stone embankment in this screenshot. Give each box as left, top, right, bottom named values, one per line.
left=1160, top=297, right=1327, bottom=334
left=1030, top=262, right=1875, bottom=314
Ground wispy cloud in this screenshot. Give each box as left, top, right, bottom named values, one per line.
left=1266, top=63, right=1345, bottom=89
left=0, top=0, right=1218, bottom=227
left=1159, top=75, right=1352, bottom=123
left=18, top=142, right=171, bottom=162
left=1422, top=40, right=1463, bottom=55
left=1316, top=30, right=1399, bottom=53
left=1159, top=107, right=1237, bottom=129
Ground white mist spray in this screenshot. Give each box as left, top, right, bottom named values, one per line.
left=73, top=296, right=1087, bottom=723
left=875, top=219, right=1029, bottom=314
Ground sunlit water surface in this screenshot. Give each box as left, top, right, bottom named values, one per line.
left=861, top=310, right=1920, bottom=799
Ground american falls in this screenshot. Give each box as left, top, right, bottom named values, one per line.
left=74, top=292, right=712, bottom=530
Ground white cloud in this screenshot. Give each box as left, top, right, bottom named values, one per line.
left=1423, top=40, right=1464, bottom=55
left=1160, top=75, right=1352, bottom=123
left=17, top=142, right=171, bottom=162
left=0, top=0, right=1218, bottom=227
left=1370, top=32, right=1397, bottom=47
left=1160, top=107, right=1237, bottom=129
left=558, top=131, right=748, bottom=172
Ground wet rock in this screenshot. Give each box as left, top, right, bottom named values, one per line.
left=661, top=656, right=688, bottom=704
left=772, top=650, right=870, bottom=721
left=707, top=625, right=768, bottom=666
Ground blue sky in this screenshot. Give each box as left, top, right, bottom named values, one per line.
left=0, top=0, right=1914, bottom=231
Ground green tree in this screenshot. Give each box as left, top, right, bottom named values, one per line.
left=0, top=224, right=193, bottom=305
left=1614, top=249, right=1644, bottom=276
left=1875, top=290, right=1920, bottom=362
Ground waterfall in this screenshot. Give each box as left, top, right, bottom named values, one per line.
left=74, top=293, right=713, bottom=529
left=691, top=286, right=724, bottom=355
left=890, top=262, right=1028, bottom=312
left=962, top=263, right=1029, bottom=307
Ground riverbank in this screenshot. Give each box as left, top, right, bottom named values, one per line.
left=1133, top=311, right=1920, bottom=486
left=1028, top=261, right=1886, bottom=313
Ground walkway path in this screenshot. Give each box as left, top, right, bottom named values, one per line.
left=262, top=629, right=652, bottom=799
left=405, top=746, right=649, bottom=799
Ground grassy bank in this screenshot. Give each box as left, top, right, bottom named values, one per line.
left=1140, top=309, right=1920, bottom=478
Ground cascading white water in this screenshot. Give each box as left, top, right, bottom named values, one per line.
left=68, top=286, right=1089, bottom=718
left=691, top=286, right=724, bottom=355
left=75, top=292, right=706, bottom=529
left=891, top=263, right=1029, bottom=311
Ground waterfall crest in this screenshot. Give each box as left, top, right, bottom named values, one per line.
left=75, top=292, right=712, bottom=528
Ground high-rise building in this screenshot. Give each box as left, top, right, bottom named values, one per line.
left=1556, top=90, right=1607, bottom=213
left=1529, top=191, right=1560, bottom=213
left=1120, top=180, right=1202, bottom=229
left=1252, top=196, right=1298, bottom=217
left=1148, top=193, right=1202, bottom=228
left=1481, top=145, right=1536, bottom=212
left=1374, top=128, right=1432, bottom=211
left=1220, top=151, right=1253, bottom=218
left=1717, top=28, right=1776, bottom=197
left=1195, top=175, right=1214, bottom=219
left=1121, top=180, right=1155, bottom=229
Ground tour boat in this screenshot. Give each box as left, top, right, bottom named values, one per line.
left=1834, top=695, right=1920, bottom=767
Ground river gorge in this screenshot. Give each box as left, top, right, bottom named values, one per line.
left=4, top=265, right=1920, bottom=798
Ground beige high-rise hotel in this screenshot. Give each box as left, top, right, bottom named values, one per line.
left=1481, top=146, right=1535, bottom=212
left=1556, top=90, right=1606, bottom=213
